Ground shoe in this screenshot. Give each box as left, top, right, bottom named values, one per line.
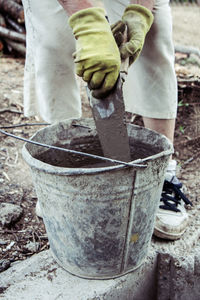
left=35, top=201, right=43, bottom=218
left=154, top=161, right=192, bottom=240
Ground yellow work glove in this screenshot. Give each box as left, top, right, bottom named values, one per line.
left=69, top=7, right=121, bottom=98
left=111, top=5, right=154, bottom=65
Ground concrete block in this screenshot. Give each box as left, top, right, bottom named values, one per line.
left=1, top=206, right=200, bottom=299
left=0, top=248, right=158, bottom=300
left=156, top=245, right=200, bottom=300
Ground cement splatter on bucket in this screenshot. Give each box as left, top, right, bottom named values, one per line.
left=22, top=118, right=173, bottom=279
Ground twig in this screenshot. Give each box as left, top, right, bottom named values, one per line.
left=183, top=157, right=194, bottom=165
left=0, top=108, right=22, bottom=114
left=12, top=232, right=19, bottom=242
left=14, top=150, right=19, bottom=164
left=32, top=231, right=37, bottom=251
left=182, top=152, right=200, bottom=166
left=0, top=150, right=7, bottom=157
left=0, top=229, right=20, bottom=233
left=33, top=230, right=41, bottom=242
left=38, top=235, right=48, bottom=241
left=40, top=243, right=49, bottom=251
left=0, top=122, right=49, bottom=128
left=5, top=161, right=17, bottom=167
left=2, top=171, right=10, bottom=181
left=5, top=148, right=10, bottom=164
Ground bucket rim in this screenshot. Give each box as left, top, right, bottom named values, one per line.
left=22, top=119, right=174, bottom=175
left=22, top=142, right=173, bottom=176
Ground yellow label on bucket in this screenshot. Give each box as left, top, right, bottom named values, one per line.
left=130, top=233, right=139, bottom=243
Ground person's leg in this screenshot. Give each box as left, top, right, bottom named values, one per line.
left=22, top=0, right=81, bottom=123
left=122, top=0, right=177, bottom=120
left=144, top=117, right=192, bottom=240
left=143, top=118, right=175, bottom=143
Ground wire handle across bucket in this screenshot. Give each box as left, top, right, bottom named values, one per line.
left=0, top=127, right=147, bottom=168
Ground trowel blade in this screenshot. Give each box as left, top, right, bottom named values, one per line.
left=89, top=75, right=131, bottom=162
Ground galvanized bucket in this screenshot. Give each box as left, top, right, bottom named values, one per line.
left=22, top=118, right=173, bottom=279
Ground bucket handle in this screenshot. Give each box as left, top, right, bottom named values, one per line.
left=0, top=128, right=147, bottom=168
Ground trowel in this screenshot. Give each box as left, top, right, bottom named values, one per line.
left=88, top=58, right=131, bottom=163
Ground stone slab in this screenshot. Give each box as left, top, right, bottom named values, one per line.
left=0, top=248, right=157, bottom=300
left=1, top=205, right=200, bottom=299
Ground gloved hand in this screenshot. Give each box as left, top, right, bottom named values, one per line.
left=69, top=7, right=121, bottom=98
left=111, top=5, right=154, bottom=65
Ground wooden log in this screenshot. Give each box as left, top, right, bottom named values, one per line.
left=0, top=12, right=6, bottom=27
left=4, top=38, right=25, bottom=56
left=5, top=15, right=25, bottom=33
left=0, top=25, right=26, bottom=43
left=0, top=0, right=24, bottom=23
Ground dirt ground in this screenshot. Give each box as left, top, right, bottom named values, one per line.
left=0, top=4, right=200, bottom=268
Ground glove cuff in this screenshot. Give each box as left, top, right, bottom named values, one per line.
left=69, top=7, right=107, bottom=34
left=123, top=4, right=154, bottom=30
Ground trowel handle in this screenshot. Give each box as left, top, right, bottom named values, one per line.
left=120, top=57, right=129, bottom=75
left=120, top=26, right=129, bottom=76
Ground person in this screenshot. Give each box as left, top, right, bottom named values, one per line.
left=21, top=0, right=192, bottom=240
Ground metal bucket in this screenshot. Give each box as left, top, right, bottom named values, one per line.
left=22, top=118, right=173, bottom=279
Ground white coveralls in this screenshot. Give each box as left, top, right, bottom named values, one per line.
left=22, top=0, right=177, bottom=123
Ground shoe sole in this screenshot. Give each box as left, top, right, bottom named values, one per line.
left=153, top=227, right=186, bottom=240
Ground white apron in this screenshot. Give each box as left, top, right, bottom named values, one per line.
left=22, top=0, right=177, bottom=123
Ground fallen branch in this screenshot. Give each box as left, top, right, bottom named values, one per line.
left=0, top=25, right=26, bottom=42
left=0, top=108, right=22, bottom=114
left=0, top=0, right=24, bottom=23
left=175, top=44, right=200, bottom=58
left=5, top=38, right=26, bottom=56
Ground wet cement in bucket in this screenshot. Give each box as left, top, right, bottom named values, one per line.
left=34, top=134, right=159, bottom=168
